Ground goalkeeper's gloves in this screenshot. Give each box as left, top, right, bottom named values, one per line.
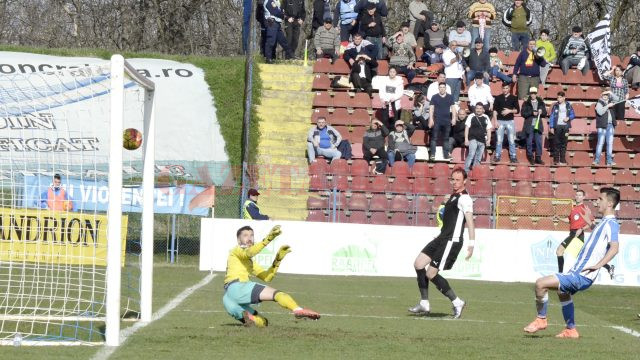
left=264, top=225, right=282, bottom=243
left=275, top=245, right=291, bottom=262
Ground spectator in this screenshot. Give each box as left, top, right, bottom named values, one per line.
left=307, top=117, right=342, bottom=163
left=624, top=46, right=640, bottom=90
left=38, top=173, right=74, bottom=211
left=335, top=0, right=358, bottom=42
left=559, top=26, right=590, bottom=75
left=603, top=65, right=630, bottom=122
left=502, top=0, right=532, bottom=51
left=363, top=119, right=389, bottom=174
left=400, top=21, right=418, bottom=50
left=464, top=102, right=492, bottom=172
left=354, top=0, right=388, bottom=17
left=512, top=39, right=546, bottom=100
left=421, top=43, right=446, bottom=72
left=412, top=94, right=429, bottom=130
left=359, top=3, right=385, bottom=59
left=536, top=29, right=557, bottom=85
left=465, top=37, right=490, bottom=85
left=388, top=33, right=417, bottom=84
left=408, top=0, right=431, bottom=35
left=468, top=0, right=497, bottom=50
left=387, top=121, right=417, bottom=168
left=492, top=82, right=520, bottom=163
left=283, top=0, right=305, bottom=58
left=243, top=189, right=270, bottom=220
left=379, top=67, right=405, bottom=128
left=264, top=0, right=294, bottom=63
left=343, top=33, right=377, bottom=67
left=593, top=90, right=617, bottom=166
left=429, top=82, right=456, bottom=161
left=256, top=0, right=269, bottom=57
left=312, top=0, right=334, bottom=32
left=314, top=19, right=341, bottom=62
left=449, top=109, right=468, bottom=152
left=448, top=20, right=472, bottom=54
left=488, top=47, right=512, bottom=84
left=548, top=91, right=575, bottom=165
left=443, top=40, right=465, bottom=102
left=521, top=86, right=547, bottom=165
left=350, top=51, right=375, bottom=97
left=467, top=73, right=494, bottom=112
left=426, top=72, right=451, bottom=101
left=423, top=21, right=448, bottom=54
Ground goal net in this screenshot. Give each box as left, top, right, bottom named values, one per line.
left=0, top=55, right=155, bottom=346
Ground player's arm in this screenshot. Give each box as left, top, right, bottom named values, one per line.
left=464, top=211, right=475, bottom=260
left=255, top=245, right=292, bottom=282
left=239, top=225, right=282, bottom=259
left=583, top=242, right=618, bottom=273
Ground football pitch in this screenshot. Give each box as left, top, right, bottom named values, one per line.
left=4, top=262, right=639, bottom=360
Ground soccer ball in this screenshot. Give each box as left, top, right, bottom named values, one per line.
left=123, top=128, right=143, bottom=150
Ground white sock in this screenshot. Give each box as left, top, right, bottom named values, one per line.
left=452, top=297, right=464, bottom=306
left=293, top=307, right=302, bottom=311
left=420, top=300, right=430, bottom=309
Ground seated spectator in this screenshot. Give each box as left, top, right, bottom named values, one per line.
left=312, top=0, right=334, bottom=34
left=429, top=82, right=456, bottom=160
left=559, top=26, right=590, bottom=75
left=359, top=3, right=385, bottom=59
left=363, top=119, right=389, bottom=174
left=307, top=117, right=342, bottom=163
left=521, top=86, right=547, bottom=165
left=408, top=0, right=432, bottom=36
left=412, top=94, right=429, bottom=130
left=465, top=37, right=490, bottom=85
left=387, top=121, right=417, bottom=168
left=593, top=90, right=617, bottom=166
left=604, top=65, right=630, bottom=122
left=464, top=102, right=492, bottom=172
left=492, top=82, right=520, bottom=163
left=423, top=21, right=448, bottom=54
left=388, top=32, right=417, bottom=84
left=400, top=21, right=418, bottom=50
left=502, top=0, right=532, bottom=51
left=443, top=40, right=466, bottom=102
left=512, top=39, right=546, bottom=100
left=448, top=20, right=471, bottom=54
left=449, top=109, right=468, bottom=151
left=314, top=19, right=341, bottom=63
left=343, top=33, right=377, bottom=67
left=536, top=29, right=557, bottom=85
left=488, top=47, right=512, bottom=84
left=548, top=91, right=575, bottom=165
left=334, top=0, right=358, bottom=42
left=379, top=67, right=405, bottom=128
left=468, top=0, right=496, bottom=50
left=354, top=0, right=388, bottom=17
left=426, top=72, right=451, bottom=101
left=467, top=73, right=494, bottom=113
left=624, top=46, right=640, bottom=89
left=350, top=51, right=375, bottom=97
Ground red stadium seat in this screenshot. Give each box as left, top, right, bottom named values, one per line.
left=313, top=58, right=332, bottom=73
left=494, top=180, right=513, bottom=196
left=390, top=195, right=410, bottom=212
left=512, top=165, right=532, bottom=181
left=546, top=68, right=563, bottom=84
left=313, top=91, right=333, bottom=107
left=555, top=183, right=575, bottom=199
left=571, top=102, right=588, bottom=118
left=582, top=186, right=600, bottom=200
left=470, top=164, right=491, bottom=180
left=492, top=165, right=511, bottom=180
left=535, top=199, right=554, bottom=216
left=471, top=180, right=493, bottom=196
left=413, top=177, right=433, bottom=194
left=307, top=196, right=328, bottom=209
left=369, top=194, right=389, bottom=211
left=347, top=210, right=368, bottom=224
left=332, top=59, right=351, bottom=74
left=553, top=167, right=573, bottom=183
left=620, top=185, right=640, bottom=201
left=390, top=162, right=410, bottom=177
left=369, top=175, right=388, bottom=192
left=431, top=163, right=450, bottom=178
left=474, top=198, right=492, bottom=214
left=350, top=159, right=370, bottom=176
left=411, top=162, right=430, bottom=178
left=410, top=130, right=428, bottom=145
left=514, top=181, right=533, bottom=197
left=573, top=168, right=593, bottom=183
left=620, top=221, right=640, bottom=235
left=348, top=193, right=368, bottom=211
left=569, top=152, right=592, bottom=167
left=532, top=166, right=552, bottom=182
left=565, top=85, right=584, bottom=100
left=414, top=195, right=431, bottom=213
left=309, top=159, right=329, bottom=176
left=329, top=159, right=349, bottom=176
left=474, top=215, right=492, bottom=229
left=533, top=182, right=554, bottom=198
left=306, top=210, right=327, bottom=222
left=369, top=211, right=389, bottom=225
left=496, top=197, right=513, bottom=214
left=331, top=175, right=349, bottom=191
left=584, top=86, right=604, bottom=100
left=389, top=176, right=412, bottom=193
left=312, top=74, right=332, bottom=90
left=390, top=212, right=412, bottom=226
left=612, top=153, right=634, bottom=169
left=332, top=92, right=351, bottom=108
left=350, top=176, right=369, bottom=192
left=433, top=177, right=450, bottom=195
left=377, top=61, right=389, bottom=76
left=618, top=202, right=637, bottom=219
left=594, top=168, right=614, bottom=184
left=309, top=175, right=328, bottom=191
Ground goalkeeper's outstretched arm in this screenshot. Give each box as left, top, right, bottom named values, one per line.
left=240, top=225, right=282, bottom=259
left=256, top=245, right=291, bottom=282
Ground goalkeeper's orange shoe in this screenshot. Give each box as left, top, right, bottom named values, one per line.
left=293, top=308, right=321, bottom=320
left=242, top=311, right=268, bottom=327
left=555, top=327, right=579, bottom=339
left=523, top=317, right=547, bottom=333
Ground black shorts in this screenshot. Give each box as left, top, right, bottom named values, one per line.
left=421, top=238, right=463, bottom=271
left=560, top=230, right=585, bottom=248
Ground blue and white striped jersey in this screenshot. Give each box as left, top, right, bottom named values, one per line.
left=570, top=215, right=619, bottom=281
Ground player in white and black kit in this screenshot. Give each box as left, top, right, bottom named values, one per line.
left=409, top=168, right=475, bottom=318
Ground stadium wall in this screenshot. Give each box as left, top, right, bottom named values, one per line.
left=200, top=218, right=640, bottom=287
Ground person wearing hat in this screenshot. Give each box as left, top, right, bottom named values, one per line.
left=423, top=21, right=448, bottom=54
left=502, top=0, right=532, bottom=51
left=512, top=39, right=547, bottom=100
left=559, top=26, right=591, bottom=75
left=429, top=82, right=457, bottom=161
left=448, top=20, right=471, bottom=54
left=465, top=37, right=490, bottom=85
left=283, top=0, right=305, bottom=58
left=624, top=46, right=640, bottom=90
left=464, top=102, right=492, bottom=172
left=520, top=86, right=547, bottom=165
left=243, top=189, right=270, bottom=220
left=467, top=0, right=497, bottom=50
left=354, top=0, right=389, bottom=17
left=314, top=18, right=341, bottom=62
left=358, top=2, right=385, bottom=59
left=387, top=120, right=417, bottom=168
left=593, top=90, right=617, bottom=166
left=312, top=0, right=334, bottom=32
left=467, top=72, right=494, bottom=113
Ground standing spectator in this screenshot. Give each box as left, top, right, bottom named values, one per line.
left=354, top=0, right=388, bottom=17
left=38, top=173, right=74, bottom=211
left=307, top=117, right=342, bottom=163
left=468, top=0, right=497, bottom=50
left=423, top=21, right=448, bottom=54
left=548, top=91, right=575, bottom=165
left=242, top=189, right=270, bottom=220
left=492, top=82, right=520, bottom=163
left=521, top=86, right=547, bottom=165
left=624, top=46, right=640, bottom=89
left=283, top=0, right=305, bottom=58
left=314, top=19, right=341, bottom=62
left=387, top=121, right=417, bottom=168
left=465, top=38, right=490, bottom=85
left=389, top=33, right=417, bottom=84
left=412, top=94, right=430, bottom=130
left=379, top=67, right=405, bottom=128
left=603, top=66, right=630, bottom=122
left=467, top=73, right=494, bottom=112
left=464, top=103, right=492, bottom=172
left=363, top=119, right=389, bottom=174
left=257, top=0, right=269, bottom=57
left=512, top=39, right=546, bottom=100
left=502, top=0, right=532, bottom=51
left=449, top=109, right=468, bottom=152
left=536, top=29, right=557, bottom=85
left=400, top=21, right=418, bottom=50
left=359, top=3, right=385, bottom=59
left=312, top=0, right=334, bottom=33
left=443, top=41, right=465, bottom=102
left=350, top=51, right=375, bottom=98
left=488, top=47, right=513, bottom=84
left=429, top=83, right=457, bottom=161
left=559, top=26, right=590, bottom=75
left=335, top=0, right=358, bottom=42
left=593, top=90, right=617, bottom=166
left=448, top=21, right=472, bottom=54
left=343, top=33, right=377, bottom=67
left=264, top=0, right=294, bottom=63
left=408, top=0, right=431, bottom=35
left=426, top=72, right=451, bottom=101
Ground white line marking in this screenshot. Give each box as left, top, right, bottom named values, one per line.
left=610, top=326, right=640, bottom=338
left=91, top=273, right=216, bottom=360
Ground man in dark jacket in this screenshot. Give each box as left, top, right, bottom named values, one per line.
left=359, top=3, right=385, bottom=59
left=363, top=119, right=389, bottom=174
left=449, top=109, right=468, bottom=151
left=283, top=0, right=305, bottom=57
left=520, top=86, right=547, bottom=165
left=313, top=0, right=334, bottom=32
left=354, top=0, right=388, bottom=16
left=512, top=39, right=546, bottom=99
left=624, top=46, right=640, bottom=89
left=350, top=51, right=375, bottom=97
left=548, top=91, right=575, bottom=165
left=465, top=37, right=490, bottom=85
left=343, top=33, right=378, bottom=67
left=264, top=0, right=294, bottom=63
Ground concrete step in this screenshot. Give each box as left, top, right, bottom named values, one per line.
left=263, top=80, right=312, bottom=92
left=256, top=105, right=312, bottom=120
left=260, top=73, right=313, bottom=83
left=257, top=97, right=315, bottom=110
left=261, top=89, right=315, bottom=101
left=256, top=154, right=309, bottom=165
left=258, top=64, right=313, bottom=75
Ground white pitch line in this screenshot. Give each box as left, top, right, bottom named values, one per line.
left=610, top=326, right=640, bottom=338
left=91, top=273, right=217, bottom=360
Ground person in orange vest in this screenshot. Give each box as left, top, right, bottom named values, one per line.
left=39, top=174, right=74, bottom=211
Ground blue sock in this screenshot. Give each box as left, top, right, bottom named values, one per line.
left=561, top=299, right=575, bottom=328
left=536, top=294, right=549, bottom=318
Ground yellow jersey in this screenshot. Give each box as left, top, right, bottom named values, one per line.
left=224, top=239, right=277, bottom=285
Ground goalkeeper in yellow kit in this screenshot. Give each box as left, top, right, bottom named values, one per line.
left=222, top=225, right=320, bottom=327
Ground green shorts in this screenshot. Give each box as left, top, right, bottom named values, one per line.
left=222, top=281, right=265, bottom=320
